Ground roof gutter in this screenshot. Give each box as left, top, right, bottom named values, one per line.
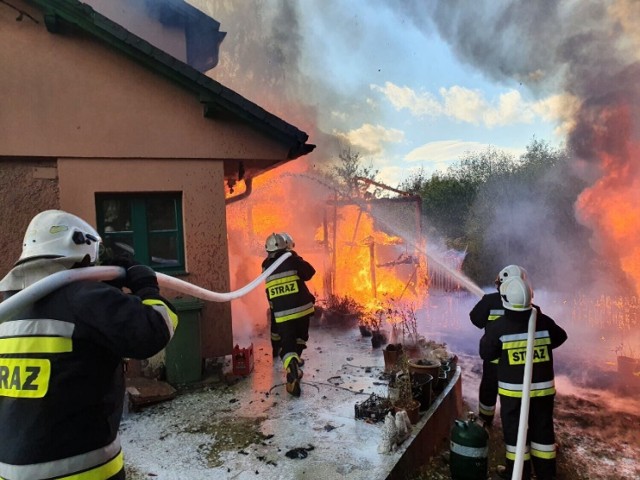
left=225, top=177, right=253, bottom=205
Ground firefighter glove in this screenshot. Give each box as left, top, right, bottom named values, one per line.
left=105, top=252, right=139, bottom=269
left=125, top=264, right=159, bottom=299
left=102, top=253, right=139, bottom=289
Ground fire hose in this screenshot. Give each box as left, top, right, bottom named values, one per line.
left=0, top=252, right=292, bottom=323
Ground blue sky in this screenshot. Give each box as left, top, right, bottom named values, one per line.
left=294, top=1, right=566, bottom=185
left=193, top=0, right=563, bottom=186
left=189, top=1, right=578, bottom=187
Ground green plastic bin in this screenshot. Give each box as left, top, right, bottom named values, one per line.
left=165, top=297, right=204, bottom=385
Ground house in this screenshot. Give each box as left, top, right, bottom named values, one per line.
left=0, top=0, right=315, bottom=362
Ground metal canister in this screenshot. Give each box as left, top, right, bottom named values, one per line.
left=450, top=417, right=489, bottom=480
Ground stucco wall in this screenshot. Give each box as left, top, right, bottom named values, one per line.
left=0, top=159, right=60, bottom=273
left=0, top=0, right=289, bottom=162
left=58, top=158, right=232, bottom=358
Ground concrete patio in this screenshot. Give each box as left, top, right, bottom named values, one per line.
left=120, top=320, right=464, bottom=480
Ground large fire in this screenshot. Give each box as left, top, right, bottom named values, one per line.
left=575, top=106, right=640, bottom=296
left=226, top=162, right=429, bottom=326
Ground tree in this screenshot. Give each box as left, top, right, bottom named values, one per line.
left=397, top=138, right=595, bottom=288
left=331, top=147, right=380, bottom=199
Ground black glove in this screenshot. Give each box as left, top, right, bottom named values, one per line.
left=125, top=264, right=159, bottom=299
left=102, top=253, right=139, bottom=289
left=105, top=252, right=139, bottom=269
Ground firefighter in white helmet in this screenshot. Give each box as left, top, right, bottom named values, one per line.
left=262, top=232, right=316, bottom=397
left=480, top=276, right=567, bottom=480
left=0, top=210, right=178, bottom=480
left=469, top=264, right=529, bottom=426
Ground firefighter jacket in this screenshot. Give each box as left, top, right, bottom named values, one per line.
left=479, top=309, right=567, bottom=398
left=262, top=250, right=316, bottom=324
left=469, top=291, right=503, bottom=329
left=0, top=280, right=177, bottom=480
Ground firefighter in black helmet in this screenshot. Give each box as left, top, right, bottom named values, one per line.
left=480, top=276, right=567, bottom=480
left=0, top=210, right=178, bottom=480
left=262, top=232, right=316, bottom=397
left=469, top=264, right=528, bottom=426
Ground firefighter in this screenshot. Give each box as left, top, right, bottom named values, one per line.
left=470, top=264, right=529, bottom=426
left=0, top=210, right=178, bottom=480
left=480, top=276, right=567, bottom=480
left=267, top=232, right=297, bottom=361
left=262, top=232, right=316, bottom=397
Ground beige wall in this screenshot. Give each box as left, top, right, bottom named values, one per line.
left=0, top=160, right=60, bottom=273
left=58, top=158, right=232, bottom=357
left=0, top=0, right=289, bottom=163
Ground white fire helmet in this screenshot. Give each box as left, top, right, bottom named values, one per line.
left=17, top=210, right=102, bottom=265
left=500, top=277, right=533, bottom=312
left=265, top=233, right=287, bottom=252
left=280, top=232, right=295, bottom=250
left=495, top=264, right=528, bottom=287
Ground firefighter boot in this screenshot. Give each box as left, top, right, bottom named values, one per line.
left=286, top=358, right=303, bottom=397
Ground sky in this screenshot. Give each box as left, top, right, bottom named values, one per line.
left=189, top=0, right=575, bottom=187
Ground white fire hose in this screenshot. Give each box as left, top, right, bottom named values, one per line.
left=0, top=252, right=291, bottom=323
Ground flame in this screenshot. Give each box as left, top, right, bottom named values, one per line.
left=226, top=163, right=429, bottom=324
left=575, top=105, right=640, bottom=294
left=322, top=203, right=426, bottom=310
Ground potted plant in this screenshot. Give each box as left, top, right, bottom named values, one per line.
left=362, top=308, right=387, bottom=348
left=320, top=294, right=363, bottom=328
left=392, top=353, right=421, bottom=424
left=383, top=343, right=403, bottom=373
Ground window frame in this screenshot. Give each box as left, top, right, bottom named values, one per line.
left=95, top=192, right=186, bottom=274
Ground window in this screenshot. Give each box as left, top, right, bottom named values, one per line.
left=96, top=193, right=185, bottom=274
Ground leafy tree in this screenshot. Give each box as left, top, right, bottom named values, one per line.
left=398, top=138, right=595, bottom=288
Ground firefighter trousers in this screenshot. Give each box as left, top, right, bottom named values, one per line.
left=479, top=359, right=498, bottom=424
left=270, top=311, right=281, bottom=358
left=277, top=314, right=311, bottom=363
left=500, top=394, right=557, bottom=480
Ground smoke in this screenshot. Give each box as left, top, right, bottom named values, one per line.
left=390, top=1, right=640, bottom=297
left=186, top=1, right=640, bottom=353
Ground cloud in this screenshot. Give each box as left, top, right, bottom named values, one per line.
left=531, top=93, right=581, bottom=136
left=334, top=123, right=404, bottom=155
left=372, top=81, right=573, bottom=129
left=377, top=165, right=412, bottom=188
left=371, top=83, right=442, bottom=116
left=405, top=140, right=525, bottom=164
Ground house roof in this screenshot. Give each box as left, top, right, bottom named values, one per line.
left=28, top=0, right=315, bottom=160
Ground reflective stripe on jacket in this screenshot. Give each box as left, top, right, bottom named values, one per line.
left=479, top=309, right=567, bottom=399
left=0, top=438, right=122, bottom=480
left=469, top=292, right=503, bottom=329
left=262, top=251, right=315, bottom=324
left=0, top=280, right=175, bottom=477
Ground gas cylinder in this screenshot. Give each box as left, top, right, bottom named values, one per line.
left=449, top=414, right=489, bottom=480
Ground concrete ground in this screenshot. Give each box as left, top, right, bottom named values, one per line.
left=120, top=320, right=462, bottom=480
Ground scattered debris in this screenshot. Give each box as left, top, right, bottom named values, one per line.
left=284, top=445, right=315, bottom=460
left=354, top=393, right=393, bottom=423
